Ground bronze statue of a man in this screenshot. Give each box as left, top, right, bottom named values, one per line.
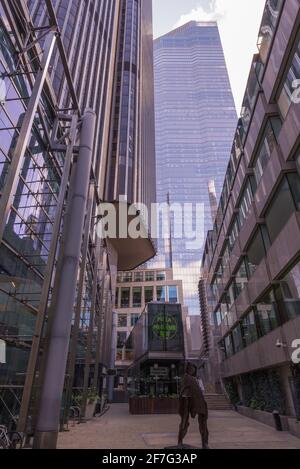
left=178, top=362, right=209, bottom=449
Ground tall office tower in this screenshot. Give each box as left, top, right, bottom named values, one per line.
left=0, top=0, right=155, bottom=447
left=153, top=21, right=237, bottom=316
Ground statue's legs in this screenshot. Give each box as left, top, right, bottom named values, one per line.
left=178, top=398, right=190, bottom=446
left=198, top=414, right=209, bottom=449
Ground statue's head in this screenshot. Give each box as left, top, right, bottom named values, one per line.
left=186, top=362, right=197, bottom=377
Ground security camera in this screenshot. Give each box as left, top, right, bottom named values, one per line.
left=276, top=339, right=287, bottom=348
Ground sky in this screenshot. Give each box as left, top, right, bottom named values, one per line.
left=152, top=0, right=266, bottom=112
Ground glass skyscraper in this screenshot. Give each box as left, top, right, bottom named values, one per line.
left=153, top=21, right=237, bottom=315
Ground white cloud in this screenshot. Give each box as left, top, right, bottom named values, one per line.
left=174, top=0, right=226, bottom=26
left=173, top=0, right=266, bottom=112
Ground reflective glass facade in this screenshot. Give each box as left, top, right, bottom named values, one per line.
left=0, top=0, right=156, bottom=438
left=152, top=21, right=237, bottom=314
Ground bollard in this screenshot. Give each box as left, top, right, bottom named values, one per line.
left=273, top=410, right=283, bottom=431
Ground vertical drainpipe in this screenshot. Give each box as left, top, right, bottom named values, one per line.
left=33, top=109, right=96, bottom=449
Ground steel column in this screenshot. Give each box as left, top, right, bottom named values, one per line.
left=0, top=32, right=56, bottom=244
left=33, top=110, right=96, bottom=449
left=62, top=184, right=95, bottom=428
left=80, top=237, right=102, bottom=417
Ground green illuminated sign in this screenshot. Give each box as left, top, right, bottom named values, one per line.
left=152, top=313, right=178, bottom=340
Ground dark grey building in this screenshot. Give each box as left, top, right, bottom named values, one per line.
left=200, top=0, right=300, bottom=437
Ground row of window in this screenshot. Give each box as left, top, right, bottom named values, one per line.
left=211, top=172, right=300, bottom=307
left=221, top=260, right=300, bottom=358
left=117, top=313, right=140, bottom=329
left=117, top=271, right=166, bottom=283
left=203, top=31, right=300, bottom=271
left=115, top=285, right=178, bottom=309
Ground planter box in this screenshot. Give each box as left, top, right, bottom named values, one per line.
left=129, top=397, right=179, bottom=415
left=237, top=406, right=289, bottom=431
left=85, top=401, right=97, bottom=420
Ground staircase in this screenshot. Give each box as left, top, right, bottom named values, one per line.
left=205, top=393, right=232, bottom=411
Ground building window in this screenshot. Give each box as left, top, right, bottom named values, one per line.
left=220, top=293, right=230, bottom=326
left=145, top=286, right=153, bottom=304
left=214, top=310, right=222, bottom=327
left=234, top=259, right=248, bottom=298
left=117, top=331, right=127, bottom=349
left=145, top=271, right=154, bottom=282
left=232, top=324, right=243, bottom=354
left=265, top=175, right=300, bottom=245
left=168, top=286, right=178, bottom=304
left=156, top=271, right=166, bottom=281
left=115, top=288, right=120, bottom=308
left=257, top=0, right=284, bottom=64
left=121, top=288, right=130, bottom=308
left=222, top=243, right=230, bottom=270
left=228, top=281, right=235, bottom=308
left=156, top=286, right=166, bottom=302
left=215, top=262, right=223, bottom=287
left=132, top=287, right=142, bottom=307
left=134, top=271, right=143, bottom=282
left=117, top=273, right=122, bottom=283
left=131, top=314, right=140, bottom=327
left=118, top=314, right=127, bottom=328
left=241, top=310, right=258, bottom=346
left=228, top=217, right=240, bottom=253
left=278, top=38, right=300, bottom=118
left=238, top=178, right=256, bottom=229
left=246, top=228, right=266, bottom=277
left=280, top=261, right=300, bottom=321
left=253, top=118, right=282, bottom=185
left=224, top=334, right=234, bottom=358
left=255, top=291, right=280, bottom=336
left=123, top=272, right=132, bottom=283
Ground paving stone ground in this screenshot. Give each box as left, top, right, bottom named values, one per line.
left=57, top=403, right=300, bottom=449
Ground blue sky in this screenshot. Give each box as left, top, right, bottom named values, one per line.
left=152, top=0, right=266, bottom=112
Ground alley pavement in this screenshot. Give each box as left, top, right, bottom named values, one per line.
left=57, top=404, right=300, bottom=449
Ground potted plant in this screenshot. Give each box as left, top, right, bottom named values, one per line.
left=85, top=390, right=100, bottom=419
